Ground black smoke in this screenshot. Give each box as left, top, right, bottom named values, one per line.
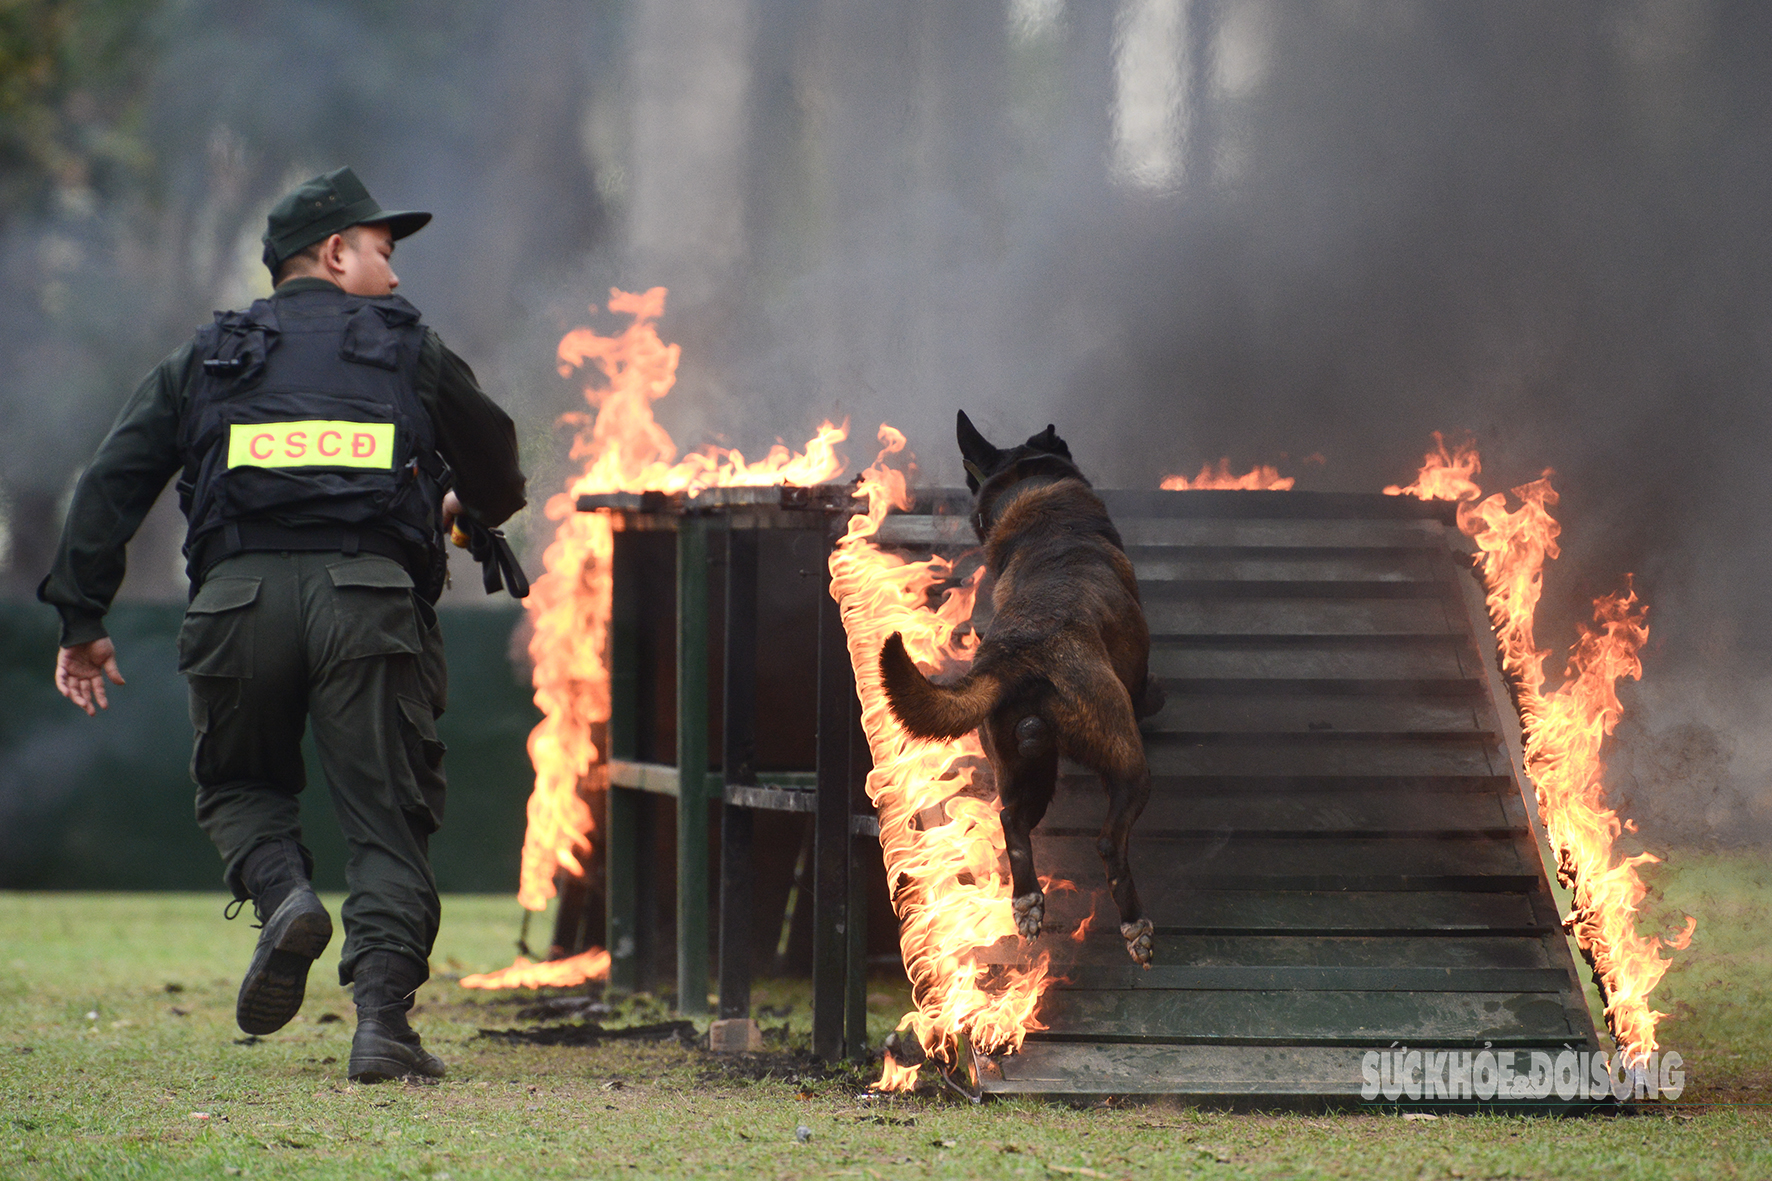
left=3, top=0, right=1767, bottom=844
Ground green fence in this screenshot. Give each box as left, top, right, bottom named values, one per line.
left=0, top=601, right=539, bottom=894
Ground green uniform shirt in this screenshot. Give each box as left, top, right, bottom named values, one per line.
left=38, top=277, right=528, bottom=647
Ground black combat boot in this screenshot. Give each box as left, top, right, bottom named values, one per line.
left=348, top=950, right=446, bottom=1083
left=234, top=839, right=333, bottom=1035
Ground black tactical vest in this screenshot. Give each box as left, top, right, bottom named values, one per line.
left=177, top=286, right=449, bottom=597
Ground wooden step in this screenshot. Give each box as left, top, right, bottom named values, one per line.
left=1041, top=787, right=1517, bottom=834
left=1037, top=965, right=1572, bottom=993
left=974, top=1042, right=1596, bottom=1109
left=1144, top=597, right=1463, bottom=637
left=1026, top=986, right=1583, bottom=1045
left=1141, top=579, right=1457, bottom=600
left=981, top=933, right=1561, bottom=969
left=1117, top=518, right=1447, bottom=549
left=1032, top=832, right=1532, bottom=883
left=1144, top=739, right=1503, bottom=778
left=1141, top=692, right=1488, bottom=734
left=1091, top=774, right=1516, bottom=796
left=1097, top=489, right=1456, bottom=523
left=1151, top=639, right=1477, bottom=681
left=1132, top=547, right=1451, bottom=584
left=1008, top=883, right=1548, bottom=936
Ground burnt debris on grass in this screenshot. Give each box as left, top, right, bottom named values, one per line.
left=513, top=995, right=615, bottom=1022
left=477, top=1019, right=699, bottom=1047
left=459, top=986, right=934, bottom=1099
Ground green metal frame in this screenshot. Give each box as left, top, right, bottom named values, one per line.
left=591, top=488, right=874, bottom=1052
left=600, top=512, right=716, bottom=1012
left=674, top=514, right=712, bottom=1016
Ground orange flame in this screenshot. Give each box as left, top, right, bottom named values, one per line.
left=1160, top=458, right=1295, bottom=490
left=875, top=1054, right=922, bottom=1093
left=464, top=287, right=847, bottom=991
left=1390, top=447, right=1695, bottom=1065
left=1383, top=432, right=1482, bottom=502
left=829, top=427, right=1052, bottom=1088
left=1069, top=893, right=1101, bottom=944
left=458, top=948, right=612, bottom=990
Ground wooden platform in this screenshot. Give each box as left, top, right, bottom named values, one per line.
left=957, top=490, right=1602, bottom=1108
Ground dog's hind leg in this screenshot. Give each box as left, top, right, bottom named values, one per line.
left=1100, top=766, right=1154, bottom=966
left=989, top=712, right=1059, bottom=940
left=1059, top=677, right=1155, bottom=966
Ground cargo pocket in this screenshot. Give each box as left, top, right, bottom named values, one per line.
left=327, top=556, right=421, bottom=659
left=185, top=673, right=244, bottom=785
left=177, top=576, right=262, bottom=677
left=185, top=678, right=237, bottom=733
left=397, top=693, right=447, bottom=831
left=417, top=603, right=448, bottom=717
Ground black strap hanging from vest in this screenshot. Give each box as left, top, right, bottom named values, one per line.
left=454, top=516, right=530, bottom=598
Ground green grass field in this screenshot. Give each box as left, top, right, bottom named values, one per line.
left=1, top=849, right=1767, bottom=1180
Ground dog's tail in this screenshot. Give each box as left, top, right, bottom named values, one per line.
left=879, top=632, right=1005, bottom=740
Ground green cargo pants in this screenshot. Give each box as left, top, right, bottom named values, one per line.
left=178, top=550, right=448, bottom=985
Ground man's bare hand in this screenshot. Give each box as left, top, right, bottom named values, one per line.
left=56, top=638, right=125, bottom=716
left=443, top=489, right=479, bottom=550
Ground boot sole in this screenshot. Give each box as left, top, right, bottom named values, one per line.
left=349, top=1015, right=447, bottom=1083
left=349, top=1058, right=417, bottom=1084
left=236, top=904, right=333, bottom=1035
left=349, top=1053, right=447, bottom=1084
left=347, top=1056, right=406, bottom=1084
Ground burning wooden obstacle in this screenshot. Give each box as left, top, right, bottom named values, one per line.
left=852, top=479, right=1618, bottom=1107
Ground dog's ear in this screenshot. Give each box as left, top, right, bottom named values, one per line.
left=1025, top=423, right=1072, bottom=461
left=956, top=410, right=1001, bottom=493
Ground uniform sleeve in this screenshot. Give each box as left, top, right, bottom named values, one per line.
left=36, top=343, right=195, bottom=646
left=415, top=328, right=527, bottom=527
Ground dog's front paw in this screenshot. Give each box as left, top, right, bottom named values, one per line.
left=1012, top=891, right=1045, bottom=939
left=1120, top=917, right=1154, bottom=967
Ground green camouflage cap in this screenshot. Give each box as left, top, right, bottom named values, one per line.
left=260, top=166, right=431, bottom=273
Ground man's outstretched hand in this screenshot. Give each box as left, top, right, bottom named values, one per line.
left=56, top=638, right=124, bottom=716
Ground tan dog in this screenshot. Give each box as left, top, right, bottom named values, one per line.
left=880, top=412, right=1160, bottom=965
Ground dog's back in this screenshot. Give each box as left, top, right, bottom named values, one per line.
left=881, top=470, right=1158, bottom=754
left=980, top=475, right=1152, bottom=724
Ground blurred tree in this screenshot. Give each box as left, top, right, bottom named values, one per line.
left=0, top=0, right=163, bottom=230
left=0, top=0, right=613, bottom=600
left=0, top=0, right=168, bottom=598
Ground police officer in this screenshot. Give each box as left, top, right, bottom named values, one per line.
left=39, top=167, right=527, bottom=1082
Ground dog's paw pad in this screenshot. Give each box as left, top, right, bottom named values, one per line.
left=1121, top=918, right=1154, bottom=966
left=1012, top=891, right=1045, bottom=939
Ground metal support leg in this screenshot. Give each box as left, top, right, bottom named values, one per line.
left=549, top=868, right=593, bottom=960
left=719, top=528, right=759, bottom=1022
left=846, top=703, right=871, bottom=1058
left=607, top=530, right=642, bottom=995
left=606, top=787, right=640, bottom=992
left=676, top=514, right=712, bottom=1016
left=812, top=513, right=853, bottom=1060
left=549, top=721, right=607, bottom=958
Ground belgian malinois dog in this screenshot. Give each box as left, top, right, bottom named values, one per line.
left=880, top=411, right=1159, bottom=966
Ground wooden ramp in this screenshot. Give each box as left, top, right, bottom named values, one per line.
left=966, top=490, right=1602, bottom=1108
